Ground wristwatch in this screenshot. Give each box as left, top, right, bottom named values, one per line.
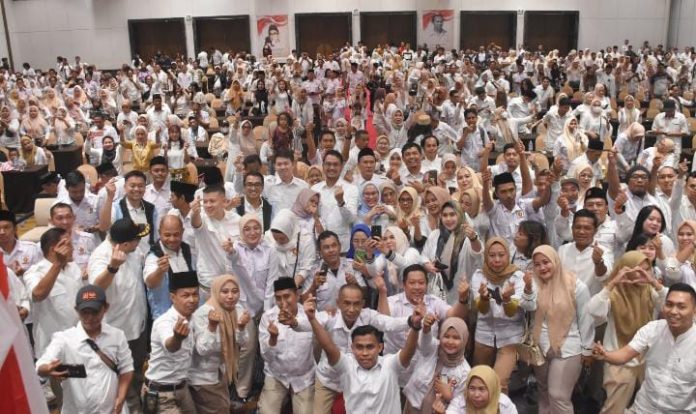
left=107, top=265, right=119, bottom=274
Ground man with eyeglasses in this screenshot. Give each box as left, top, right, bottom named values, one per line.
left=236, top=171, right=272, bottom=231
left=607, top=152, right=659, bottom=222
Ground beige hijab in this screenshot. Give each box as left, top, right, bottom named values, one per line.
left=531, top=245, right=577, bottom=353
left=206, top=274, right=240, bottom=384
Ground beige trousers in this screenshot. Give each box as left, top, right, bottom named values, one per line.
left=141, top=383, right=197, bottom=414
left=257, top=376, right=314, bottom=414
left=600, top=363, right=645, bottom=414
left=189, top=381, right=229, bottom=414
left=472, top=342, right=518, bottom=394
left=236, top=317, right=259, bottom=398
left=312, top=377, right=339, bottom=414
left=534, top=353, right=583, bottom=414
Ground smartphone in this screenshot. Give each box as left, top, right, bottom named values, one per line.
left=319, top=262, right=329, bottom=276
left=427, top=170, right=438, bottom=185
left=370, top=225, right=382, bottom=239
left=56, top=363, right=87, bottom=378
left=354, top=249, right=367, bottom=263
left=488, top=287, right=503, bottom=304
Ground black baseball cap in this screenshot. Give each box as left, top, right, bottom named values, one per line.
left=75, top=284, right=107, bottom=310
left=109, top=218, right=149, bottom=243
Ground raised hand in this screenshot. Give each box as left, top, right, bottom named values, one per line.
left=109, top=244, right=127, bottom=268
left=267, top=320, right=279, bottom=338
left=303, top=294, right=317, bottom=321
left=613, top=191, right=628, bottom=215
left=173, top=317, right=190, bottom=340
left=457, top=279, right=470, bottom=303
left=433, top=376, right=455, bottom=403
left=190, top=197, right=202, bottom=217
left=591, top=241, right=604, bottom=265
left=156, top=255, right=170, bottom=273
left=373, top=271, right=387, bottom=294
left=52, top=238, right=71, bottom=265
left=221, top=238, right=235, bottom=255
left=334, top=185, right=345, bottom=205
left=501, top=281, right=515, bottom=302
left=557, top=195, right=570, bottom=217
left=277, top=309, right=297, bottom=327
left=432, top=393, right=446, bottom=414
left=523, top=271, right=533, bottom=293
left=478, top=282, right=490, bottom=300
left=345, top=272, right=358, bottom=286
left=207, top=309, right=222, bottom=331
left=238, top=310, right=251, bottom=330
left=422, top=313, right=439, bottom=334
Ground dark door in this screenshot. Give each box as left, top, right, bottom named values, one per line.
left=524, top=11, right=579, bottom=54
left=296, top=13, right=352, bottom=57
left=360, top=12, right=417, bottom=50
left=128, top=19, right=186, bottom=60
left=194, top=16, right=251, bottom=54
left=460, top=11, right=517, bottom=51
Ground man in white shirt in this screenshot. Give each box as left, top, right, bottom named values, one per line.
left=294, top=281, right=408, bottom=413
left=88, top=218, right=149, bottom=410
left=191, top=185, right=240, bottom=293
left=87, top=113, right=119, bottom=150
left=558, top=209, right=613, bottom=296
left=651, top=99, right=689, bottom=154
left=312, top=150, right=358, bottom=252
left=36, top=285, right=134, bottom=414
left=0, top=210, right=42, bottom=277
left=304, top=289, right=422, bottom=414
left=116, top=99, right=138, bottom=138
left=143, top=271, right=200, bottom=413
left=533, top=76, right=555, bottom=110
left=24, top=228, right=82, bottom=357
left=143, top=156, right=171, bottom=220
left=490, top=143, right=536, bottom=198
left=264, top=148, right=309, bottom=215
left=482, top=149, right=549, bottom=245
left=258, top=277, right=315, bottom=414
left=302, top=69, right=323, bottom=106
left=146, top=94, right=172, bottom=134
left=58, top=170, right=100, bottom=232
left=593, top=283, right=696, bottom=413
left=607, top=157, right=659, bottom=222
left=542, top=97, right=574, bottom=150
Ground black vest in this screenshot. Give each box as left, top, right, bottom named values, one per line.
left=149, top=241, right=194, bottom=275
left=118, top=198, right=156, bottom=247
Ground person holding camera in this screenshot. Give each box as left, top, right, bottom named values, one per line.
left=36, top=284, right=134, bottom=414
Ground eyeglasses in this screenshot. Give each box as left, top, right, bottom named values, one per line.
left=244, top=182, right=263, bottom=188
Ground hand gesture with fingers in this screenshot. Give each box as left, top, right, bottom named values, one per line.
left=501, top=281, right=515, bottom=303
left=238, top=310, right=251, bottom=330
left=207, top=309, right=222, bottom=331
left=303, top=294, right=317, bottom=321
left=173, top=317, right=190, bottom=340
left=478, top=282, right=490, bottom=300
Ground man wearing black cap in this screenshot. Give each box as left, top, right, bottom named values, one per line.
left=144, top=156, right=171, bottom=220
left=568, top=138, right=606, bottom=182
left=0, top=210, right=42, bottom=277
left=143, top=271, right=199, bottom=413
left=258, top=277, right=315, bottom=413
left=542, top=96, right=573, bottom=149
left=88, top=217, right=149, bottom=410
left=652, top=98, right=689, bottom=154
left=481, top=166, right=551, bottom=245
left=36, top=285, right=134, bottom=414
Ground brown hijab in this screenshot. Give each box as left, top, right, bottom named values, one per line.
left=482, top=237, right=518, bottom=286
left=206, top=274, right=241, bottom=384
left=607, top=251, right=655, bottom=347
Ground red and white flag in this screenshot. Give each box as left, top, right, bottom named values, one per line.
left=0, top=254, right=49, bottom=414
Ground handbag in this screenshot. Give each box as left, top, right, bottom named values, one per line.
left=516, top=312, right=545, bottom=366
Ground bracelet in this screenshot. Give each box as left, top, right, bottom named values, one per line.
left=107, top=265, right=119, bottom=274
left=407, top=315, right=422, bottom=331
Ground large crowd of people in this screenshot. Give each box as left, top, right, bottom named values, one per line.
left=3, top=38, right=696, bottom=414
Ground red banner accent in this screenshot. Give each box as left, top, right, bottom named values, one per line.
left=257, top=15, right=288, bottom=36
left=0, top=253, right=32, bottom=414
left=422, top=10, right=454, bottom=30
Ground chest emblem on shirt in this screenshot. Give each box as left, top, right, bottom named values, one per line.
left=515, top=210, right=524, bottom=218
left=22, top=255, right=29, bottom=264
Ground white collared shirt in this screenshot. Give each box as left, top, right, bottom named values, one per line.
left=335, top=353, right=404, bottom=414
left=227, top=240, right=273, bottom=316
left=35, top=322, right=134, bottom=414
left=144, top=183, right=172, bottom=221
left=72, top=230, right=98, bottom=272
left=488, top=198, right=542, bottom=246
left=56, top=193, right=100, bottom=230
left=259, top=306, right=315, bottom=392
left=1, top=239, right=42, bottom=274
left=23, top=259, right=83, bottom=355
left=264, top=175, right=309, bottom=216
left=294, top=308, right=407, bottom=392
left=385, top=293, right=451, bottom=355
left=302, top=258, right=366, bottom=311
left=194, top=210, right=240, bottom=288
left=87, top=240, right=147, bottom=340
left=629, top=320, right=696, bottom=413
left=558, top=242, right=613, bottom=297
left=312, top=179, right=358, bottom=252
left=145, top=306, right=194, bottom=384
left=190, top=302, right=247, bottom=386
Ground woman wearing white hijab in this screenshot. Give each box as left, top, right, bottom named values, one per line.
left=266, top=209, right=316, bottom=289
